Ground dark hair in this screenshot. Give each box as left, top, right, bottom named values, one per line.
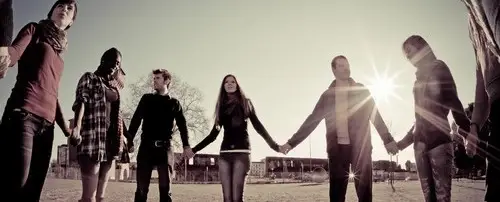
left=331, top=55, right=347, bottom=69
left=214, top=74, right=250, bottom=124
left=100, top=47, right=122, bottom=65
left=47, top=0, right=78, bottom=30
left=152, top=69, right=172, bottom=88
left=402, top=35, right=429, bottom=53
left=96, top=47, right=122, bottom=78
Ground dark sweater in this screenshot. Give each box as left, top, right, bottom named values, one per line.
left=128, top=93, right=190, bottom=148
left=0, top=0, right=13, bottom=46
left=285, top=78, right=395, bottom=155
left=398, top=60, right=470, bottom=151
left=7, top=23, right=64, bottom=123
left=192, top=99, right=279, bottom=153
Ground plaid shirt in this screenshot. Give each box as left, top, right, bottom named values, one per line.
left=73, top=72, right=117, bottom=162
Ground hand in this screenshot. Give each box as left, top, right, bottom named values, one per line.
left=63, top=127, right=71, bottom=137
left=69, top=127, right=82, bottom=146
left=466, top=126, right=479, bottom=157
left=0, top=46, right=10, bottom=76
left=384, top=141, right=399, bottom=155
left=183, top=147, right=195, bottom=160
left=279, top=144, right=292, bottom=155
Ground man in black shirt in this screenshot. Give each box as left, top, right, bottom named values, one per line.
left=128, top=69, right=193, bottom=202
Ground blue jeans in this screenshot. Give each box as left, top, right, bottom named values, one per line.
left=0, top=108, right=54, bottom=202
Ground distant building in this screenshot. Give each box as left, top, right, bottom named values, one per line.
left=409, top=163, right=417, bottom=172
left=68, top=119, right=78, bottom=166
left=264, top=156, right=329, bottom=173
left=57, top=144, right=68, bottom=166
left=249, top=161, right=266, bottom=177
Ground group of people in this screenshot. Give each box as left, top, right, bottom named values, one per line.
left=0, top=0, right=498, bottom=202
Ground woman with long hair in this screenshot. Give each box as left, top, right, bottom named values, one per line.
left=0, top=1, right=77, bottom=201
left=192, top=74, right=280, bottom=202
left=71, top=47, right=132, bottom=202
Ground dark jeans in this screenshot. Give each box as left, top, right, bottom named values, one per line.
left=218, top=152, right=251, bottom=202
left=0, top=108, right=54, bottom=202
left=485, top=99, right=500, bottom=201
left=328, top=144, right=372, bottom=202
left=414, top=142, right=453, bottom=202
left=134, top=143, right=174, bottom=202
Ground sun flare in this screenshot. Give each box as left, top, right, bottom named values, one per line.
left=366, top=68, right=402, bottom=103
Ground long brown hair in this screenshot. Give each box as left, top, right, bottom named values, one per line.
left=214, top=74, right=251, bottom=124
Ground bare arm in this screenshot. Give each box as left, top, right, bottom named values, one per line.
left=55, top=100, right=70, bottom=136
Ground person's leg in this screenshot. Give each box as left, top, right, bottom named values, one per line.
left=351, top=151, right=373, bottom=202
left=79, top=156, right=101, bottom=202
left=428, top=143, right=454, bottom=202
left=231, top=153, right=251, bottom=202
left=22, top=124, right=55, bottom=202
left=0, top=110, right=41, bottom=200
left=157, top=149, right=174, bottom=202
left=485, top=99, right=500, bottom=201
left=96, top=159, right=114, bottom=202
left=328, top=145, right=351, bottom=202
left=218, top=154, right=233, bottom=202
left=414, top=142, right=437, bottom=202
left=134, top=149, right=153, bottom=202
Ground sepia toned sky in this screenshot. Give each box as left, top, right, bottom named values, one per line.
left=0, top=0, right=476, bottom=165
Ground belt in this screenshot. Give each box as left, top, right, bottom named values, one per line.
left=145, top=140, right=169, bottom=148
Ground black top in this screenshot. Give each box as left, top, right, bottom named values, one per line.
left=0, top=0, right=13, bottom=46
left=192, top=99, right=279, bottom=153
left=128, top=93, right=189, bottom=147
left=398, top=61, right=470, bottom=151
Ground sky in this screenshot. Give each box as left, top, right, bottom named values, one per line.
left=1, top=0, right=477, bottom=166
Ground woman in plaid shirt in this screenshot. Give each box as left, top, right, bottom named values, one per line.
left=71, top=47, right=132, bottom=202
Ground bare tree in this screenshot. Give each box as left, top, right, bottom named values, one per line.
left=121, top=73, right=210, bottom=158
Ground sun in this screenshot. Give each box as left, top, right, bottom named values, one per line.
left=366, top=68, right=402, bottom=103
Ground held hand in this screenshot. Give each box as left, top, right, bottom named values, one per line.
left=183, top=147, right=195, bottom=160
left=63, top=127, right=71, bottom=137
left=279, top=144, right=292, bottom=155
left=69, top=127, right=82, bottom=146
left=466, top=127, right=479, bottom=157
left=384, top=141, right=399, bottom=155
